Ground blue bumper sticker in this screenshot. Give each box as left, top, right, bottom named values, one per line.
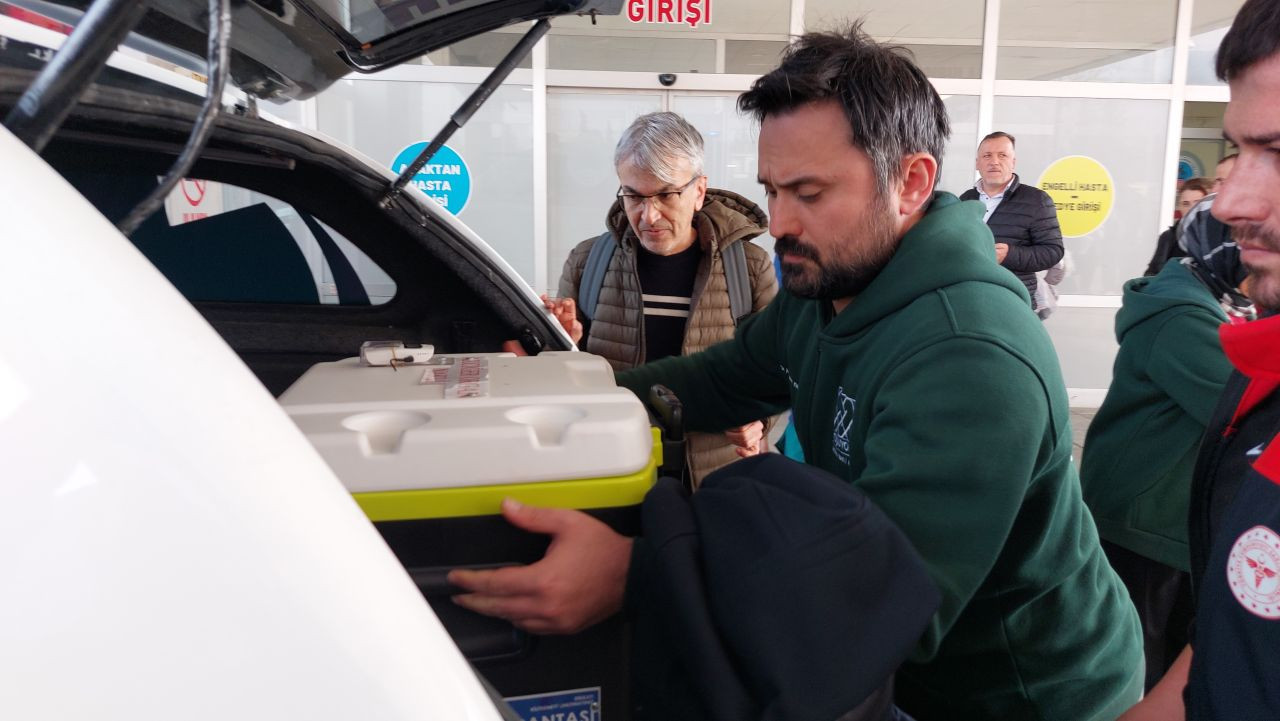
left=503, top=686, right=601, bottom=721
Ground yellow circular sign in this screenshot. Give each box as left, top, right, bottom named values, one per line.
left=1036, top=155, right=1115, bottom=238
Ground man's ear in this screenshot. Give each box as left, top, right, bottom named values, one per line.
left=693, top=174, right=708, bottom=211
left=897, top=153, right=938, bottom=217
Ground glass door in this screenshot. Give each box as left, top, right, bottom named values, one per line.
left=545, top=88, right=769, bottom=283
left=546, top=90, right=665, bottom=284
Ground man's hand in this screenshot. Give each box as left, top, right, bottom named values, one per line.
left=725, top=420, right=765, bottom=458
left=448, top=499, right=632, bottom=634
left=1117, top=645, right=1190, bottom=721
left=499, top=295, right=581, bottom=354
left=543, top=295, right=583, bottom=345
left=994, top=243, right=1010, bottom=264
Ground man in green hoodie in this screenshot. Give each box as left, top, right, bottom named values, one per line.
left=1082, top=197, right=1253, bottom=691
left=451, top=25, right=1142, bottom=720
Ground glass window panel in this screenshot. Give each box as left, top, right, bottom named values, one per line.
left=806, top=0, right=983, bottom=40
left=315, top=79, right=537, bottom=282
left=901, top=44, right=983, bottom=79
left=992, top=97, right=1170, bottom=295
left=724, top=40, right=788, bottom=76
left=546, top=92, right=664, bottom=284
left=670, top=93, right=771, bottom=252
left=1180, top=102, right=1229, bottom=187
left=1181, top=139, right=1227, bottom=181
left=423, top=29, right=530, bottom=68
left=998, top=0, right=1177, bottom=83
left=148, top=180, right=396, bottom=305
left=548, top=35, right=716, bottom=73
left=1187, top=0, right=1245, bottom=85
left=939, top=95, right=980, bottom=198
left=1182, top=101, right=1226, bottom=130
left=806, top=0, right=983, bottom=78
left=997, top=46, right=1174, bottom=83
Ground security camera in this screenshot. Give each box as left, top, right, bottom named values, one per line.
left=658, top=73, right=677, bottom=87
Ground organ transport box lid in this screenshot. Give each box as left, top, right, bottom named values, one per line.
left=279, top=351, right=657, bottom=519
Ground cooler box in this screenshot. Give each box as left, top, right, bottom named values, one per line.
left=279, top=351, right=659, bottom=720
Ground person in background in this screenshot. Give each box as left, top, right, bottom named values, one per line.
left=549, top=111, right=778, bottom=485
left=959, top=131, right=1065, bottom=316
left=1145, top=177, right=1213, bottom=275
left=1121, top=0, right=1280, bottom=716
left=1213, top=152, right=1237, bottom=192
left=1082, top=195, right=1252, bottom=692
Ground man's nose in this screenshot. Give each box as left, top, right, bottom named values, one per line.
left=768, top=195, right=800, bottom=240
left=1212, top=157, right=1267, bottom=227
left=641, top=198, right=664, bottom=224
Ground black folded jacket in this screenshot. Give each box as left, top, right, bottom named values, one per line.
left=628, top=454, right=940, bottom=721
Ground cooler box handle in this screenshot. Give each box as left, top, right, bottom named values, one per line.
left=410, top=565, right=534, bottom=664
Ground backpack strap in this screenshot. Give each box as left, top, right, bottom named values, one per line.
left=581, top=231, right=752, bottom=324
left=722, top=239, right=751, bottom=323
left=578, top=230, right=617, bottom=321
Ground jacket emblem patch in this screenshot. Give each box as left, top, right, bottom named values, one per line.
left=1227, top=525, right=1280, bottom=620
left=832, top=387, right=855, bottom=465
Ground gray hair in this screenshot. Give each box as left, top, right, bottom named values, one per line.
left=613, top=112, right=705, bottom=185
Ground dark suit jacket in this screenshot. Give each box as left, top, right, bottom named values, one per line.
left=960, top=174, right=1064, bottom=308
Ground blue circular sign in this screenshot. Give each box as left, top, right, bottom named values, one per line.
left=390, top=143, right=472, bottom=215
left=1177, top=153, right=1203, bottom=182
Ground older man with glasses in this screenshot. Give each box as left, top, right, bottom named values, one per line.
left=549, top=111, right=778, bottom=485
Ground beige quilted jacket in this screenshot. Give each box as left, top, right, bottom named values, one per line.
left=558, top=189, right=779, bottom=484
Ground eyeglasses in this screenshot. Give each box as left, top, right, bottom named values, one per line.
left=617, top=175, right=701, bottom=209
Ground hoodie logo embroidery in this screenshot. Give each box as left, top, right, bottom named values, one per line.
left=779, top=364, right=799, bottom=391
left=832, top=387, right=856, bottom=464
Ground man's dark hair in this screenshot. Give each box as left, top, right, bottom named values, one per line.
left=738, top=23, right=950, bottom=195
left=980, top=131, right=1016, bottom=149
left=1216, top=0, right=1280, bottom=82
left=1181, top=177, right=1213, bottom=196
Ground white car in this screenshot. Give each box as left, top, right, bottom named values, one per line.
left=0, top=1, right=622, bottom=718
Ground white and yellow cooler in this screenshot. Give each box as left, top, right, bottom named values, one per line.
left=280, top=351, right=660, bottom=720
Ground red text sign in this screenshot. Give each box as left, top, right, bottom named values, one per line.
left=626, top=0, right=711, bottom=28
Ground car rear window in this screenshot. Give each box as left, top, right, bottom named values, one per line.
left=130, top=178, right=397, bottom=305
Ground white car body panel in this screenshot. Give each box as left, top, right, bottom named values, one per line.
left=0, top=126, right=501, bottom=720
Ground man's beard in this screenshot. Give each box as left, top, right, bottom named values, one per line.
left=775, top=201, right=898, bottom=300
left=1236, top=222, right=1280, bottom=312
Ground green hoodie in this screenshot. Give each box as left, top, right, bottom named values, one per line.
left=618, top=193, right=1142, bottom=720
left=1080, top=260, right=1232, bottom=572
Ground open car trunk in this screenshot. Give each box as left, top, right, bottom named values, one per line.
left=0, top=67, right=570, bottom=395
